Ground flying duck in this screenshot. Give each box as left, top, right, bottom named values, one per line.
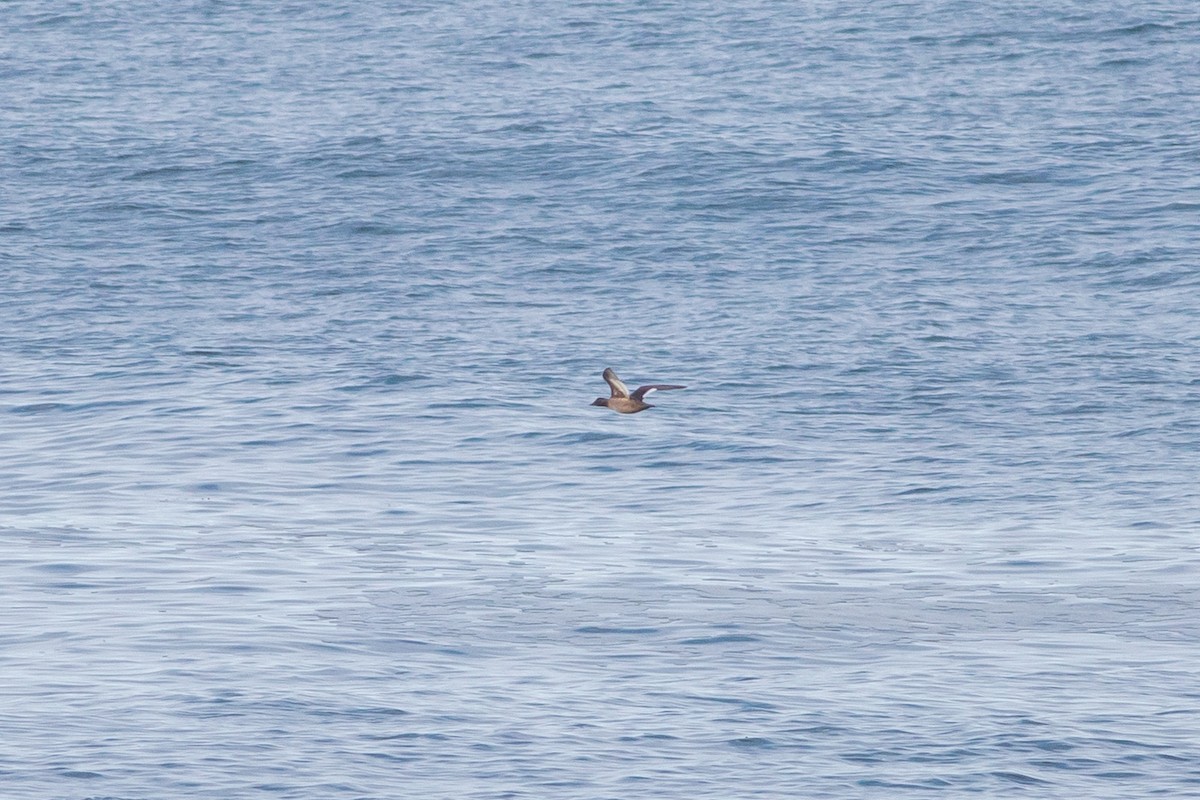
left=591, top=367, right=685, bottom=414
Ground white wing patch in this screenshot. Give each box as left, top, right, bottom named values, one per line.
left=603, top=368, right=630, bottom=398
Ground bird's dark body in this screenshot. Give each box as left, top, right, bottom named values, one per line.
left=591, top=367, right=685, bottom=414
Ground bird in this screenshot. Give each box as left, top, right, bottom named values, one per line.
left=591, top=367, right=685, bottom=414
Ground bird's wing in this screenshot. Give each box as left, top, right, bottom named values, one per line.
left=603, top=368, right=630, bottom=399
left=631, top=384, right=685, bottom=401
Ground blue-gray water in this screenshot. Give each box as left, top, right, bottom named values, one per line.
left=3, top=2, right=1200, bottom=797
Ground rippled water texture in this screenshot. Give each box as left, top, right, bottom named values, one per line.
left=3, top=1, right=1200, bottom=797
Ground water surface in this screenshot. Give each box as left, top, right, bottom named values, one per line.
left=3, top=1, right=1200, bottom=797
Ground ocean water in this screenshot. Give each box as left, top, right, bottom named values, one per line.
left=3, top=1, right=1200, bottom=797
